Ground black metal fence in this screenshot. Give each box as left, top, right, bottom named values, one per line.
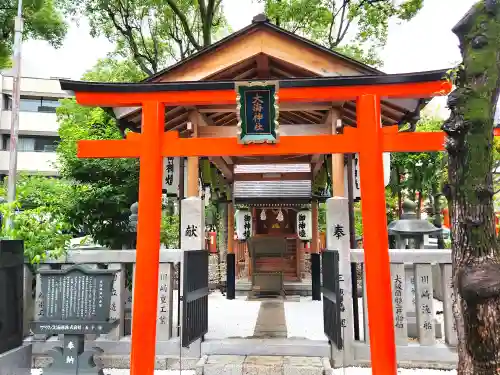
left=322, top=249, right=343, bottom=350
left=0, top=240, right=24, bottom=354
left=181, top=250, right=209, bottom=347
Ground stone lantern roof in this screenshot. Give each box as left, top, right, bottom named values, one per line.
left=388, top=200, right=441, bottom=237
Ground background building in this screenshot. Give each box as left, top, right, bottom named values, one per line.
left=0, top=73, right=70, bottom=178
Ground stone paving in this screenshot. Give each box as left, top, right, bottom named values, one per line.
left=253, top=301, right=288, bottom=338
left=198, top=355, right=326, bottom=375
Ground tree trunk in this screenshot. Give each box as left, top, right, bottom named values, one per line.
left=396, top=165, right=403, bottom=218
left=417, top=189, right=423, bottom=219
left=443, top=2, right=500, bottom=374
left=218, top=202, right=228, bottom=259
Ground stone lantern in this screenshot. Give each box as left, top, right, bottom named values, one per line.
left=128, top=202, right=139, bottom=248
left=388, top=200, right=441, bottom=248
left=388, top=199, right=442, bottom=338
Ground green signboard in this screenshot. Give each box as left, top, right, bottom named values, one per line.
left=235, top=81, right=279, bottom=144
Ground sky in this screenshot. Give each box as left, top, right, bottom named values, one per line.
left=5, top=0, right=486, bottom=117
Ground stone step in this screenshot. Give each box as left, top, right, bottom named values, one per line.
left=198, top=355, right=327, bottom=375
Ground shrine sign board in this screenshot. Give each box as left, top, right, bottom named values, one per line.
left=31, top=265, right=117, bottom=335
left=236, top=81, right=279, bottom=144
left=31, top=265, right=118, bottom=375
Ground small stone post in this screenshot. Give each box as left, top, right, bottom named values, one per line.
left=181, top=197, right=205, bottom=251
left=180, top=197, right=205, bottom=346
left=326, top=197, right=354, bottom=365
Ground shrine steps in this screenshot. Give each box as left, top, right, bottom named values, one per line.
left=235, top=279, right=313, bottom=297
left=28, top=337, right=330, bottom=370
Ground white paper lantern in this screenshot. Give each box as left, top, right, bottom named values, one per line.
left=297, top=210, right=312, bottom=240
left=235, top=209, right=252, bottom=240
left=163, top=157, right=203, bottom=199
left=343, top=153, right=391, bottom=199
left=162, top=157, right=184, bottom=196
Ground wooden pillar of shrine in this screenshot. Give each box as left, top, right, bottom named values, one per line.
left=227, top=203, right=234, bottom=254
left=332, top=114, right=345, bottom=197
left=226, top=202, right=235, bottom=299
left=187, top=112, right=200, bottom=197
left=332, top=154, right=345, bottom=196
left=327, top=108, right=345, bottom=197
left=311, top=201, right=319, bottom=253
left=311, top=200, right=321, bottom=300
left=187, top=157, right=199, bottom=197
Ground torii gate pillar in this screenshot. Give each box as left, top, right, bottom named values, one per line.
left=129, top=101, right=165, bottom=375
left=357, top=94, right=396, bottom=370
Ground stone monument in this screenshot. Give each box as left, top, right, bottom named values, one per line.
left=31, top=265, right=118, bottom=375
left=388, top=199, right=442, bottom=339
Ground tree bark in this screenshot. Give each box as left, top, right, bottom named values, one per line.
left=417, top=189, right=423, bottom=219
left=443, top=1, right=500, bottom=374
left=395, top=164, right=403, bottom=218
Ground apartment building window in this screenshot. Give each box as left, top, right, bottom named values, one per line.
left=2, top=135, right=60, bottom=152
left=2, top=96, right=61, bottom=113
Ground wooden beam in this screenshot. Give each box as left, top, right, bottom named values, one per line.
left=311, top=154, right=324, bottom=178
left=210, top=156, right=233, bottom=181
left=234, top=172, right=311, bottom=181
left=206, top=57, right=256, bottom=80
left=198, top=124, right=330, bottom=138
left=256, top=53, right=270, bottom=78
left=190, top=109, right=235, bottom=170
left=327, top=108, right=345, bottom=197
left=311, top=154, right=322, bottom=163
left=222, top=156, right=234, bottom=165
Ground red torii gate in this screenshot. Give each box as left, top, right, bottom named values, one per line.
left=60, top=71, right=452, bottom=375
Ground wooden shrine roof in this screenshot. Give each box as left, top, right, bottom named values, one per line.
left=60, top=15, right=450, bottom=189
left=64, top=15, right=446, bottom=136
left=233, top=163, right=312, bottom=202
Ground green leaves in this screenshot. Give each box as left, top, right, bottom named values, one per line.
left=259, top=0, right=424, bottom=67
left=389, top=116, right=445, bottom=215
left=54, top=59, right=142, bottom=248
left=160, top=213, right=179, bottom=249
left=58, top=0, right=227, bottom=74
left=0, top=0, right=67, bottom=68
left=82, top=58, right=147, bottom=82
left=0, top=183, right=72, bottom=264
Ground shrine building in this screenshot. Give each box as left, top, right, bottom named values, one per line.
left=107, top=14, right=438, bottom=297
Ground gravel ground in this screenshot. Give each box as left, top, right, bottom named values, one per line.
left=31, top=367, right=455, bottom=374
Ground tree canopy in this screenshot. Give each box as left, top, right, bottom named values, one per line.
left=0, top=174, right=73, bottom=264
left=58, top=0, right=228, bottom=75
left=259, top=0, right=424, bottom=66
left=0, top=0, right=67, bottom=68
left=54, top=59, right=143, bottom=248
left=56, top=0, right=425, bottom=75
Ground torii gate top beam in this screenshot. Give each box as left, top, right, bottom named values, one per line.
left=60, top=69, right=450, bottom=107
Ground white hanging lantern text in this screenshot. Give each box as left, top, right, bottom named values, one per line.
left=162, top=157, right=202, bottom=198
left=297, top=210, right=312, bottom=240
left=235, top=209, right=252, bottom=240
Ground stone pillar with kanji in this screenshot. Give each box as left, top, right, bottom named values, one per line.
left=326, top=196, right=354, bottom=365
